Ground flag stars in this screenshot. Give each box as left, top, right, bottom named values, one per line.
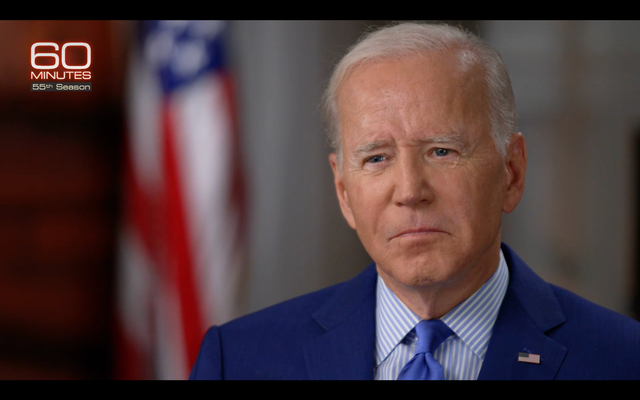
left=143, top=20, right=225, bottom=93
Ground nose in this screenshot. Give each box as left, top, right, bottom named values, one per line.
left=392, top=154, right=434, bottom=206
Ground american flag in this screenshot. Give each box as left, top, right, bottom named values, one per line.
left=115, top=20, right=245, bottom=380
left=518, top=352, right=541, bottom=364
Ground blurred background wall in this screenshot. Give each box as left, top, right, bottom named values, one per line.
left=0, top=20, right=638, bottom=379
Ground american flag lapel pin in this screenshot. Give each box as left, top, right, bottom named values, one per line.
left=518, top=352, right=541, bottom=364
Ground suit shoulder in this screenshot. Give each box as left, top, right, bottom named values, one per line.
left=222, top=280, right=347, bottom=332
left=199, top=265, right=377, bottom=379
left=548, top=283, right=640, bottom=348
left=193, top=283, right=346, bottom=379
left=219, top=263, right=377, bottom=333
left=544, top=284, right=640, bottom=379
left=550, top=283, right=640, bottom=328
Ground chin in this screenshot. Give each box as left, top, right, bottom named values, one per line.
left=379, top=252, right=461, bottom=289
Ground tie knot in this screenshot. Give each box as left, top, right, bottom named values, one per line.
left=414, top=319, right=452, bottom=355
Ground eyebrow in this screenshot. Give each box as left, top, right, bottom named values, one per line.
left=352, top=133, right=470, bottom=156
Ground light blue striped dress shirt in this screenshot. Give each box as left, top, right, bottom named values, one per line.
left=375, top=250, right=509, bottom=380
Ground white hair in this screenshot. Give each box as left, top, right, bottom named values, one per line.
left=322, top=22, right=518, bottom=167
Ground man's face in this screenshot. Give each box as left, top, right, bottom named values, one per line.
left=330, top=50, right=525, bottom=296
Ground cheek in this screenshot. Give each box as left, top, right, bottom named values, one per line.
left=432, top=168, right=501, bottom=228
left=349, top=179, right=391, bottom=235
left=462, top=166, right=507, bottom=228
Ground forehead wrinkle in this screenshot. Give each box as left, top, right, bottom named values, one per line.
left=340, top=74, right=397, bottom=119
left=420, top=132, right=469, bottom=147
left=353, top=132, right=469, bottom=155
left=353, top=140, right=390, bottom=156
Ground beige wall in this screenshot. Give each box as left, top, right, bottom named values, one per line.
left=485, top=21, right=640, bottom=316
left=229, top=20, right=640, bottom=320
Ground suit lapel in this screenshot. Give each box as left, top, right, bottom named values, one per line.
left=303, top=264, right=377, bottom=380
left=301, top=245, right=570, bottom=380
left=479, top=244, right=568, bottom=380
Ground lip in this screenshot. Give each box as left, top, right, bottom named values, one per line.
left=391, top=228, right=446, bottom=240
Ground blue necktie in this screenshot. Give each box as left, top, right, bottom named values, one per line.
left=397, top=319, right=453, bottom=380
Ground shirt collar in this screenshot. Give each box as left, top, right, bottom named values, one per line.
left=375, top=249, right=510, bottom=366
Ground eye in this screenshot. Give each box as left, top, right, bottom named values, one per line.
left=366, top=155, right=386, bottom=163
left=434, top=148, right=450, bottom=157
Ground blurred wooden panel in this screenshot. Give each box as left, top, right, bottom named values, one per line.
left=0, top=208, right=112, bottom=275
left=0, top=274, right=107, bottom=340
left=0, top=130, right=112, bottom=206
left=0, top=20, right=126, bottom=379
left=0, top=360, right=81, bottom=380
left=33, top=208, right=113, bottom=273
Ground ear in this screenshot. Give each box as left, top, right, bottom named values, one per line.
left=329, top=153, right=357, bottom=229
left=502, top=133, right=527, bottom=213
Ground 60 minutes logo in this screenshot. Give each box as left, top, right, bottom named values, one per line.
left=30, top=42, right=92, bottom=80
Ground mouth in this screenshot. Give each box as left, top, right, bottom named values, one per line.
left=390, top=228, right=447, bottom=240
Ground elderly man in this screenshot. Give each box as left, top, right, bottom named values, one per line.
left=190, top=22, right=640, bottom=380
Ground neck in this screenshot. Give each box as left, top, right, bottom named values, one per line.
left=378, top=240, right=502, bottom=320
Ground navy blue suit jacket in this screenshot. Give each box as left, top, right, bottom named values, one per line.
left=190, top=243, right=640, bottom=379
